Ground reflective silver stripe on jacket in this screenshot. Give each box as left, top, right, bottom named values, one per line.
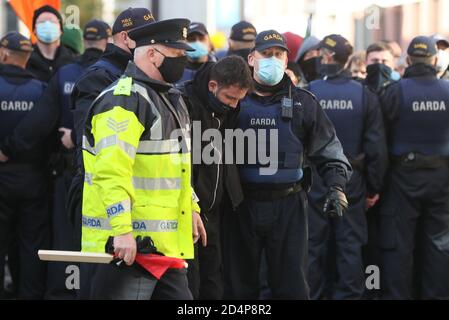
left=82, top=136, right=96, bottom=154
left=137, top=139, right=181, bottom=154
left=84, top=173, right=93, bottom=186
left=132, top=83, right=162, bottom=140
left=95, top=135, right=137, bottom=159
left=131, top=219, right=178, bottom=232
left=82, top=216, right=111, bottom=230
left=82, top=215, right=177, bottom=232
left=106, top=199, right=132, bottom=218
left=132, top=177, right=181, bottom=190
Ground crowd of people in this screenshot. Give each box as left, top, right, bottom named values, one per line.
left=0, top=4, right=448, bottom=300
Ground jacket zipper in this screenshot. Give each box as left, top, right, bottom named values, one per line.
left=208, top=112, right=222, bottom=213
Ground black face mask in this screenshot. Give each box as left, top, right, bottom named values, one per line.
left=365, top=63, right=392, bottom=92
left=228, top=48, right=251, bottom=61
left=319, top=63, right=343, bottom=78
left=129, top=47, right=136, bottom=56
left=352, top=76, right=365, bottom=83
left=156, top=50, right=187, bottom=83
left=299, top=56, right=321, bottom=82
left=207, top=91, right=234, bottom=115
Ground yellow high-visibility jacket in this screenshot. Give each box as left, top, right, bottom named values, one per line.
left=81, top=62, right=199, bottom=259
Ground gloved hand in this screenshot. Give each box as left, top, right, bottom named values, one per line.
left=323, top=185, right=348, bottom=218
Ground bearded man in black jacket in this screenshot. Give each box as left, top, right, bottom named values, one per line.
left=183, top=55, right=253, bottom=299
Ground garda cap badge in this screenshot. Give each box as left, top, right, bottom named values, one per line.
left=243, top=27, right=256, bottom=34
left=144, top=13, right=154, bottom=21
left=122, top=18, right=133, bottom=28
left=325, top=37, right=337, bottom=47
left=182, top=27, right=188, bottom=39
left=20, top=39, right=32, bottom=50
left=414, top=43, right=428, bottom=50
left=264, top=33, right=283, bottom=42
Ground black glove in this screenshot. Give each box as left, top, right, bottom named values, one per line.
left=135, top=235, right=159, bottom=254
left=323, top=185, right=348, bottom=218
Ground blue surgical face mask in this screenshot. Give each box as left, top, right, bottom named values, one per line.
left=390, top=69, right=401, bottom=81
left=186, top=41, right=209, bottom=60
left=36, top=21, right=60, bottom=44
left=256, top=56, right=285, bottom=86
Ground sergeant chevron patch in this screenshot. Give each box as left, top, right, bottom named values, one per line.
left=107, top=118, right=130, bottom=133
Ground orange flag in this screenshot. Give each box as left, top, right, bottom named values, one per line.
left=8, top=0, right=61, bottom=42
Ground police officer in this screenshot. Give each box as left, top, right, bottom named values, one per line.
left=69, top=7, right=155, bottom=244
left=307, top=34, right=388, bottom=299
left=223, top=30, right=352, bottom=299
left=27, top=5, right=77, bottom=82
left=82, top=18, right=206, bottom=300
left=67, top=8, right=155, bottom=300
left=47, top=19, right=111, bottom=299
left=177, top=22, right=216, bottom=84
left=0, top=32, right=48, bottom=299
left=379, top=36, right=449, bottom=299
left=183, top=56, right=253, bottom=299
left=0, top=21, right=110, bottom=299
left=216, top=21, right=258, bottom=61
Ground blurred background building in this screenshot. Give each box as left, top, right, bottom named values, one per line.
left=1, top=0, right=449, bottom=53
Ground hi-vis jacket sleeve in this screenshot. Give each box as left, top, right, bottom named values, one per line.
left=192, top=188, right=201, bottom=213
left=91, top=91, right=144, bottom=236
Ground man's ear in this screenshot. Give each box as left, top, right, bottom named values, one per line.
left=122, top=32, right=133, bottom=47
left=206, top=36, right=212, bottom=52
left=0, top=50, right=9, bottom=64
left=208, top=80, right=218, bottom=93
left=248, top=52, right=255, bottom=67
left=146, top=47, right=158, bottom=63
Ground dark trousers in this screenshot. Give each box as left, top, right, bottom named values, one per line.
left=379, top=165, right=449, bottom=299
left=66, top=172, right=94, bottom=300
left=187, top=206, right=223, bottom=299
left=67, top=172, right=83, bottom=251
left=45, top=169, right=77, bottom=299
left=223, top=191, right=309, bottom=299
left=308, top=170, right=367, bottom=299
left=91, top=264, right=193, bottom=300
left=362, top=202, right=381, bottom=299
left=3, top=213, right=20, bottom=298
left=0, top=167, right=49, bottom=299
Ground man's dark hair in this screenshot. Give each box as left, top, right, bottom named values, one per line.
left=366, top=41, right=394, bottom=57
left=408, top=55, right=436, bottom=66
left=210, top=55, right=253, bottom=90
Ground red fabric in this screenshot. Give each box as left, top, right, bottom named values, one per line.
left=283, top=32, right=304, bottom=62
left=135, top=254, right=187, bottom=280
left=8, top=0, right=61, bottom=43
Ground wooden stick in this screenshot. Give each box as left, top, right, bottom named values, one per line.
left=38, top=250, right=114, bottom=264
